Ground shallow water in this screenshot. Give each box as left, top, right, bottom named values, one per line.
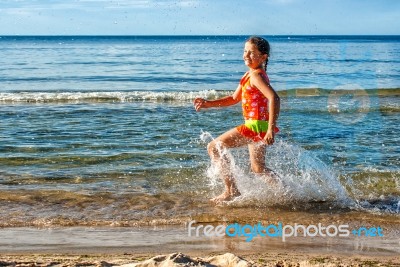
left=0, top=36, right=399, bottom=228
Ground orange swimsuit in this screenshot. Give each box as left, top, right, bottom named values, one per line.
left=236, top=69, right=279, bottom=142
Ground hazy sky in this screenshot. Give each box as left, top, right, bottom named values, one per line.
left=1, top=0, right=399, bottom=35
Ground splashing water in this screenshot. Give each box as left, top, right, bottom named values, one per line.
left=262, top=140, right=350, bottom=204
left=199, top=132, right=351, bottom=208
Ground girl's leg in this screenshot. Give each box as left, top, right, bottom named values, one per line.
left=207, top=128, right=251, bottom=203
left=248, top=143, right=279, bottom=184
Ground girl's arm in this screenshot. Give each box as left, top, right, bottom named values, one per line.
left=250, top=72, right=280, bottom=144
left=194, top=84, right=242, bottom=111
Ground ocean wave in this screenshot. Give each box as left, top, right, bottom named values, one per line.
left=0, top=88, right=399, bottom=104
left=0, top=90, right=232, bottom=103
left=279, top=87, right=400, bottom=97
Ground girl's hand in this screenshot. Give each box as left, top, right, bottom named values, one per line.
left=194, top=97, right=207, bottom=111
left=263, top=130, right=275, bottom=145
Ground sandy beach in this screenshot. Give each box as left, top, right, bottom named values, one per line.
left=0, top=251, right=400, bottom=267
left=1, top=247, right=399, bottom=266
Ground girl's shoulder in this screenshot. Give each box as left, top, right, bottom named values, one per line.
left=249, top=69, right=270, bottom=84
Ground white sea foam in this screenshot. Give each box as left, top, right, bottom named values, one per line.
left=0, top=90, right=232, bottom=103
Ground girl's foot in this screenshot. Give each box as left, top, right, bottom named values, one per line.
left=264, top=171, right=284, bottom=187
left=210, top=189, right=241, bottom=204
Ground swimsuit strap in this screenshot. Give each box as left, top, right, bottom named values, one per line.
left=240, top=69, right=268, bottom=87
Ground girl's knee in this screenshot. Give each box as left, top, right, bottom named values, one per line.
left=207, top=141, right=216, bottom=157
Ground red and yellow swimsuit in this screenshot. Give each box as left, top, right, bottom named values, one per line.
left=236, top=69, right=279, bottom=142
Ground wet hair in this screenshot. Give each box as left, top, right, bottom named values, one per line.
left=246, top=36, right=270, bottom=71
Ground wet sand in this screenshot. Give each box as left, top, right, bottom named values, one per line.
left=0, top=223, right=399, bottom=266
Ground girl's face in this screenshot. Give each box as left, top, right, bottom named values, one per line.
left=243, top=42, right=268, bottom=70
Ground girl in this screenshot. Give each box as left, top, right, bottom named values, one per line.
left=194, top=36, right=281, bottom=204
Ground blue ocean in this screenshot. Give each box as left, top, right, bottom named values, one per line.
left=0, top=35, right=399, bottom=228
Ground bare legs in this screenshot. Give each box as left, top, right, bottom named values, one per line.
left=207, top=128, right=277, bottom=204
left=207, top=128, right=246, bottom=203
left=248, top=142, right=280, bottom=185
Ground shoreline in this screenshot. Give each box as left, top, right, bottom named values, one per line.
left=0, top=225, right=399, bottom=266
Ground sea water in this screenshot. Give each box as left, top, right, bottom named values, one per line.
left=0, top=35, right=399, bottom=227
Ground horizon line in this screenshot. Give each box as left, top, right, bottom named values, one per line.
left=1, top=34, right=400, bottom=37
